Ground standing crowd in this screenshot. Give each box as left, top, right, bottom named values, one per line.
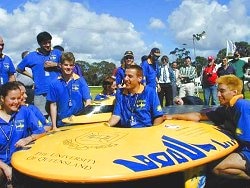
left=1, top=30, right=250, bottom=187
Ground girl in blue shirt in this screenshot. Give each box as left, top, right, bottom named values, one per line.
left=0, top=82, right=45, bottom=187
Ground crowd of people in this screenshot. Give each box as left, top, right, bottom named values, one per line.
left=1, top=30, right=250, bottom=187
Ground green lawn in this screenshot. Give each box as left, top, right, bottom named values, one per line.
left=90, top=86, right=102, bottom=99
left=90, top=86, right=250, bottom=101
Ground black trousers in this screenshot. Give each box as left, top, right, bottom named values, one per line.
left=158, top=83, right=173, bottom=107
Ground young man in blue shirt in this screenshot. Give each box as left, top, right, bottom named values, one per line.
left=165, top=75, right=250, bottom=181
left=0, top=36, right=16, bottom=86
left=47, top=52, right=92, bottom=130
left=16, top=31, right=62, bottom=117
left=107, top=65, right=163, bottom=128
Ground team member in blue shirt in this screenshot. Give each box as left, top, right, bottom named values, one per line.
left=47, top=52, right=92, bottom=130
left=0, top=82, right=45, bottom=187
left=16, top=31, right=62, bottom=117
left=94, top=76, right=116, bottom=101
left=15, top=81, right=52, bottom=132
left=0, top=36, right=16, bottom=86
left=140, top=48, right=161, bottom=90
left=165, top=75, right=250, bottom=181
left=115, top=51, right=136, bottom=88
left=107, top=65, right=164, bottom=128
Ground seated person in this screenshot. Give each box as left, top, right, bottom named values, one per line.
left=0, top=82, right=45, bottom=187
left=174, top=96, right=204, bottom=105
left=107, top=65, right=164, bottom=128
left=94, top=76, right=116, bottom=101
left=15, top=81, right=52, bottom=132
left=165, top=75, right=250, bottom=180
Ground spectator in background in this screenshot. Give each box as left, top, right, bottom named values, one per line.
left=172, top=61, right=181, bottom=99
left=201, top=56, right=218, bottom=105
left=230, top=51, right=246, bottom=96
left=0, top=36, right=16, bottom=86
left=53, top=45, right=64, bottom=52
left=141, top=55, right=148, bottom=62
left=217, top=57, right=236, bottom=77
left=173, top=96, right=204, bottom=105
left=115, top=51, right=136, bottom=88
left=179, top=56, right=197, bottom=98
left=243, top=57, right=250, bottom=82
left=94, top=76, right=116, bottom=101
left=16, top=50, right=34, bottom=104
left=47, top=52, right=91, bottom=130
left=16, top=31, right=62, bottom=117
left=141, top=48, right=161, bottom=90
left=157, top=55, right=175, bottom=107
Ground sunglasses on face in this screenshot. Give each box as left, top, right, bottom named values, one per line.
left=125, top=56, right=134, bottom=60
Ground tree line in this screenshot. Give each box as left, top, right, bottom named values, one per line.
left=77, top=41, right=249, bottom=85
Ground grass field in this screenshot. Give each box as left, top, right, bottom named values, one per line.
left=90, top=86, right=250, bottom=101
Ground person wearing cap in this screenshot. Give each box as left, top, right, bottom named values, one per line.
left=178, top=56, right=197, bottom=98
left=140, top=48, right=161, bottom=90
left=0, top=36, right=16, bottom=86
left=115, top=51, right=136, bottom=88
left=201, top=56, right=218, bottom=105
left=230, top=51, right=246, bottom=96
left=16, top=31, right=62, bottom=117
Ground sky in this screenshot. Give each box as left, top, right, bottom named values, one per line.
left=0, top=0, right=249, bottom=66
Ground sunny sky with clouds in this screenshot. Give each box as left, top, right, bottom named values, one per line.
left=0, top=0, right=249, bottom=66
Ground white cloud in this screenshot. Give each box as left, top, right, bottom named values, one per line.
left=149, top=18, right=166, bottom=29
left=0, top=0, right=146, bottom=66
left=168, top=0, right=250, bottom=57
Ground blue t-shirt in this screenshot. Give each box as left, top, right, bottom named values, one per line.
left=94, top=93, right=115, bottom=101
left=0, top=54, right=16, bottom=85
left=27, top=104, right=52, bottom=128
left=140, top=60, right=160, bottom=88
left=113, top=85, right=163, bottom=128
left=115, top=67, right=125, bottom=86
left=17, top=49, right=62, bottom=95
left=0, top=106, right=45, bottom=164
left=47, top=73, right=92, bottom=126
left=206, top=96, right=250, bottom=164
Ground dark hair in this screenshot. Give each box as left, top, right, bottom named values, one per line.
left=185, top=56, right=191, bottom=61
left=13, top=81, right=25, bottom=88
left=161, top=55, right=169, bottom=62
left=102, top=76, right=115, bottom=90
left=53, top=45, right=64, bottom=52
left=0, top=82, right=20, bottom=98
left=21, top=50, right=29, bottom=59
left=37, top=31, right=52, bottom=44
left=141, top=55, right=148, bottom=62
